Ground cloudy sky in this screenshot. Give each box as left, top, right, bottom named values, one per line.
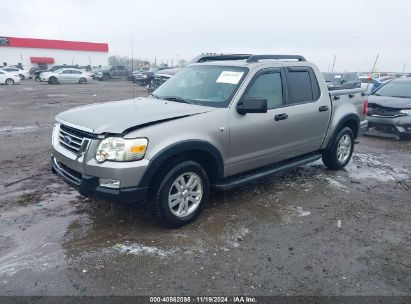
left=2, top=0, right=410, bottom=72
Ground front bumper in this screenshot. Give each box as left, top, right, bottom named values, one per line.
left=51, top=156, right=147, bottom=204
left=367, top=115, right=411, bottom=134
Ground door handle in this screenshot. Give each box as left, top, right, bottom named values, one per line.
left=319, top=105, right=329, bottom=112
left=274, top=113, right=288, bottom=121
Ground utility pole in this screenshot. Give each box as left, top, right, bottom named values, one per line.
left=402, top=63, right=407, bottom=74
left=331, top=55, right=336, bottom=72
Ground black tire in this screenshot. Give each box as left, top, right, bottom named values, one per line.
left=35, top=76, right=40, bottom=82
left=102, top=75, right=109, bottom=81
left=19, top=74, right=25, bottom=80
left=151, top=160, right=209, bottom=228
left=79, top=77, right=87, bottom=84
left=322, top=127, right=354, bottom=170
left=49, top=77, right=58, bottom=85
left=5, top=78, right=14, bottom=85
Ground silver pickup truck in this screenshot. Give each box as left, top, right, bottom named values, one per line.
left=51, top=54, right=368, bottom=227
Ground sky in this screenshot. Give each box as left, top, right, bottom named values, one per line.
left=2, top=0, right=410, bottom=72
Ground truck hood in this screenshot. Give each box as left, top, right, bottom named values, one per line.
left=56, top=97, right=216, bottom=134
left=368, top=95, right=411, bottom=109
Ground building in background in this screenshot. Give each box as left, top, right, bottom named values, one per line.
left=0, top=36, right=108, bottom=69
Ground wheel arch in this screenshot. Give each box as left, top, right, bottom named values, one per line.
left=139, top=140, right=225, bottom=189
left=326, top=114, right=360, bottom=148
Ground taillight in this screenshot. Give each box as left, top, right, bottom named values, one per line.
left=363, top=99, right=369, bottom=115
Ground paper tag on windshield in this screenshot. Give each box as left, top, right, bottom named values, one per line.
left=216, top=71, right=244, bottom=84
left=334, top=75, right=342, bottom=79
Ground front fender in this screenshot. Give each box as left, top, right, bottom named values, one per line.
left=138, top=140, right=224, bottom=189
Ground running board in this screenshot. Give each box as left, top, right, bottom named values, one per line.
left=213, top=153, right=322, bottom=190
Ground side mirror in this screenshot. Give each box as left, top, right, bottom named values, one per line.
left=237, top=98, right=267, bottom=115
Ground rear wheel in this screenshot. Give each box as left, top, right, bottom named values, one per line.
left=49, top=76, right=58, bottom=85
left=5, top=78, right=15, bottom=85
left=151, top=160, right=209, bottom=228
left=322, top=127, right=354, bottom=170
left=79, top=77, right=87, bottom=84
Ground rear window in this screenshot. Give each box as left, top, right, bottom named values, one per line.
left=286, top=67, right=320, bottom=104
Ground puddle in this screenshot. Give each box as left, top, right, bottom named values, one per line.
left=0, top=124, right=52, bottom=135
left=46, top=94, right=67, bottom=97
left=348, top=153, right=409, bottom=182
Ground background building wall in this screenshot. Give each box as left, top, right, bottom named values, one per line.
left=0, top=47, right=108, bottom=69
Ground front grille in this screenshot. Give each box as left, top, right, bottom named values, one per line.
left=58, top=124, right=95, bottom=155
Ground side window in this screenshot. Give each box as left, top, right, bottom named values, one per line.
left=244, top=71, right=283, bottom=110
left=62, top=70, right=71, bottom=74
left=286, top=67, right=320, bottom=104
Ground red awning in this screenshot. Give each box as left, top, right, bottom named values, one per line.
left=30, top=57, right=54, bottom=64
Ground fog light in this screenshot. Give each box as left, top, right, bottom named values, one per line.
left=99, top=178, right=120, bottom=189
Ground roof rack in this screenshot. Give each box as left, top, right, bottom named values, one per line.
left=246, top=55, right=306, bottom=63
left=191, top=53, right=251, bottom=63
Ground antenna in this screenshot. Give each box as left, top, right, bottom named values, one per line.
left=366, top=54, right=379, bottom=92
left=331, top=55, right=336, bottom=72
left=131, top=36, right=135, bottom=99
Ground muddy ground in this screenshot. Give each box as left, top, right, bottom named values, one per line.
left=0, top=81, right=410, bottom=296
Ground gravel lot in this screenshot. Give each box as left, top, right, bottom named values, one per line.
left=0, top=80, right=410, bottom=296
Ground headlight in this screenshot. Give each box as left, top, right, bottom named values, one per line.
left=96, top=137, right=148, bottom=162
left=400, top=109, right=411, bottom=115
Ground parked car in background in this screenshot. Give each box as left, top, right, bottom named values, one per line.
left=359, top=76, right=379, bottom=93
left=95, top=66, right=129, bottom=80
left=0, top=70, right=21, bottom=85
left=147, top=68, right=180, bottom=93
left=132, top=67, right=160, bottom=85
left=40, top=68, right=92, bottom=84
left=371, top=76, right=396, bottom=92
left=323, top=72, right=361, bottom=91
left=367, top=78, right=411, bottom=139
left=51, top=54, right=368, bottom=227
left=0, top=67, right=30, bottom=80
left=34, top=65, right=79, bottom=81
left=30, top=65, right=48, bottom=76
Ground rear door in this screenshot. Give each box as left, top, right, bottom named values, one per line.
left=280, top=66, right=331, bottom=157
left=59, top=70, right=72, bottom=82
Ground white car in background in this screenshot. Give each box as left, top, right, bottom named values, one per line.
left=0, top=70, right=21, bottom=85
left=40, top=68, right=93, bottom=84
left=0, top=67, right=30, bottom=80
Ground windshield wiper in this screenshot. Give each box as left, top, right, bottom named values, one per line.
left=161, top=96, right=192, bottom=104
left=150, top=93, right=159, bottom=99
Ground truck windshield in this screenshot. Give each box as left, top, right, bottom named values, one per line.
left=373, top=80, right=411, bottom=98
left=153, top=65, right=248, bottom=107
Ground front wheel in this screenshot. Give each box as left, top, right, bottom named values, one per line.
left=151, top=160, right=209, bottom=228
left=322, top=127, right=354, bottom=170
left=19, top=74, right=25, bottom=80
left=79, top=77, right=87, bottom=84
